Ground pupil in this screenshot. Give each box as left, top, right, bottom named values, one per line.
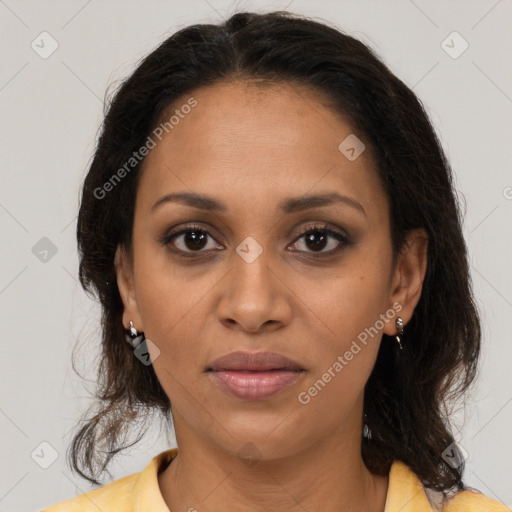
left=306, top=231, right=327, bottom=251
left=185, top=231, right=207, bottom=250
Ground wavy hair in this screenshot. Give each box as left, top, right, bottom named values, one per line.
left=70, top=10, right=481, bottom=493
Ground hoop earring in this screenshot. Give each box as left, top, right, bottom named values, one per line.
left=125, top=320, right=145, bottom=349
left=395, top=316, right=404, bottom=350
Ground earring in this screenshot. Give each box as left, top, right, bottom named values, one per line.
left=125, top=320, right=145, bottom=349
left=395, top=316, right=404, bottom=350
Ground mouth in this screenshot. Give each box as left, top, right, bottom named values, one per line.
left=207, top=351, right=305, bottom=400
left=207, top=350, right=303, bottom=372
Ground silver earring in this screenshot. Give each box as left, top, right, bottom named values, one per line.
left=395, top=316, right=404, bottom=350
left=125, top=320, right=144, bottom=349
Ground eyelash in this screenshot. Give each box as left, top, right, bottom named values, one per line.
left=160, top=222, right=350, bottom=260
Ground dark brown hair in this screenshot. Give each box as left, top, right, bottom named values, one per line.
left=71, top=10, right=481, bottom=494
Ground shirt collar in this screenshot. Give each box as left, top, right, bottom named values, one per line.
left=384, top=459, right=439, bottom=511
left=133, top=448, right=177, bottom=512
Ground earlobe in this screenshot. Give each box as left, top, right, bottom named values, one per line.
left=384, top=228, right=428, bottom=336
left=114, top=245, right=143, bottom=330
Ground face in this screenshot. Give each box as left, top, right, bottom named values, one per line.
left=116, top=81, right=427, bottom=462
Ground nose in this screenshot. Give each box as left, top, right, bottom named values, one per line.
left=216, top=243, right=293, bottom=334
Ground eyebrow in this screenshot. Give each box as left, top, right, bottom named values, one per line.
left=151, top=191, right=366, bottom=217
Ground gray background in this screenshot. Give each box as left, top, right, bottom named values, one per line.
left=0, top=0, right=511, bottom=510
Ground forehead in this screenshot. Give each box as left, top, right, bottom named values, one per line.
left=136, top=81, right=385, bottom=217
left=151, top=80, right=350, bottom=151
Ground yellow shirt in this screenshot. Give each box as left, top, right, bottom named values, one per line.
left=41, top=448, right=508, bottom=511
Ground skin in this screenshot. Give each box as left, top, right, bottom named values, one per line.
left=115, top=80, right=428, bottom=512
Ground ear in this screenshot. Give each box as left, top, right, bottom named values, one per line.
left=115, top=244, right=143, bottom=332
left=383, top=228, right=428, bottom=336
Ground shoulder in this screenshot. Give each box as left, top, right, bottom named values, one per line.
left=41, top=472, right=138, bottom=512
left=387, top=460, right=508, bottom=512
left=443, top=487, right=509, bottom=511
left=40, top=448, right=178, bottom=512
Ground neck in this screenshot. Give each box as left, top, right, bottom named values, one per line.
left=158, top=415, right=389, bottom=512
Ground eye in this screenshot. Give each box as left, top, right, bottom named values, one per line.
left=160, top=222, right=350, bottom=259
left=288, top=223, right=350, bottom=257
left=162, top=223, right=223, bottom=257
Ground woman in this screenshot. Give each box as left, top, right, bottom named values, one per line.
left=42, top=10, right=508, bottom=512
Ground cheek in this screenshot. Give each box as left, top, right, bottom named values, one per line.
left=312, top=258, right=390, bottom=343
left=132, top=234, right=214, bottom=333
left=136, top=278, right=209, bottom=368
left=131, top=248, right=210, bottom=376
left=301, top=256, right=390, bottom=390
left=297, top=281, right=386, bottom=422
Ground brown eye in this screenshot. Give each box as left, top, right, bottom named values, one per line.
left=289, top=224, right=350, bottom=257
left=162, top=224, right=222, bottom=256
left=177, top=229, right=208, bottom=251
left=161, top=222, right=350, bottom=260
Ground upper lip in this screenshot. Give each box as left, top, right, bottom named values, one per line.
left=208, top=351, right=303, bottom=371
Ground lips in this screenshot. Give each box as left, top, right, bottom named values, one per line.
left=208, top=350, right=303, bottom=372
left=207, top=351, right=304, bottom=400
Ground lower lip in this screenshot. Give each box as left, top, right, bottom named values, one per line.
left=209, top=369, right=304, bottom=400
